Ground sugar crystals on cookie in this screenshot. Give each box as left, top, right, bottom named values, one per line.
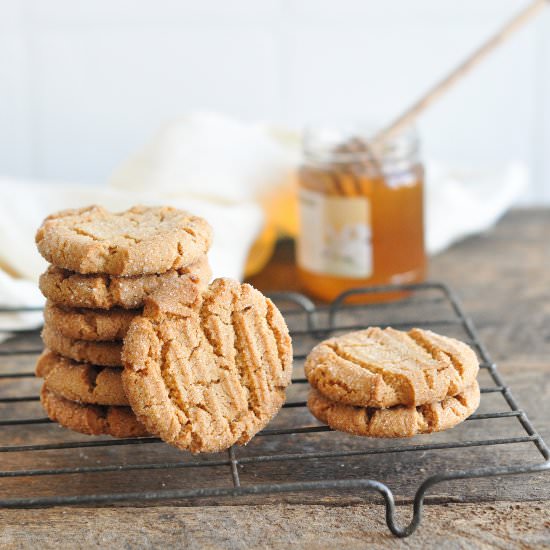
left=305, top=326, right=480, bottom=438
left=121, top=278, right=293, bottom=453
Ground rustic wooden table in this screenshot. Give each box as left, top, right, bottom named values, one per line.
left=0, top=208, right=549, bottom=549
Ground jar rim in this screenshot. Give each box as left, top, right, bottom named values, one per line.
left=303, top=123, right=419, bottom=165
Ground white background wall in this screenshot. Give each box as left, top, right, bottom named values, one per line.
left=1, top=0, right=549, bottom=203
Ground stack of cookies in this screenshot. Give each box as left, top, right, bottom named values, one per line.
left=305, top=327, right=480, bottom=438
left=35, top=205, right=213, bottom=439
left=34, top=205, right=294, bottom=453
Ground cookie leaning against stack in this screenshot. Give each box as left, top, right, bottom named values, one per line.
left=305, top=327, right=480, bottom=437
left=35, top=205, right=213, bottom=438
left=121, top=277, right=293, bottom=453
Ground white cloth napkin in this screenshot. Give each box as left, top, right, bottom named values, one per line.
left=0, top=113, right=528, bottom=337
left=110, top=112, right=300, bottom=203
left=425, top=160, right=527, bottom=254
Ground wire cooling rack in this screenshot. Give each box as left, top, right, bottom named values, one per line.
left=0, top=282, right=548, bottom=538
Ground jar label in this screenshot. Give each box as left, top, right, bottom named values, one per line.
left=297, top=188, right=372, bottom=278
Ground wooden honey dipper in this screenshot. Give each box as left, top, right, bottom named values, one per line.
left=371, top=0, right=548, bottom=148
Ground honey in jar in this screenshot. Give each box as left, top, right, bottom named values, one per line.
left=297, top=127, right=426, bottom=302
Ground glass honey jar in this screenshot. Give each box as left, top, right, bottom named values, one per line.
left=297, top=126, right=426, bottom=302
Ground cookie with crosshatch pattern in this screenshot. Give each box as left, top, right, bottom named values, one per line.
left=308, top=381, right=480, bottom=438
left=41, top=324, right=123, bottom=367
left=35, top=205, right=212, bottom=276
left=121, top=277, right=293, bottom=453
left=304, top=327, right=479, bottom=408
left=36, top=350, right=128, bottom=406
left=39, top=256, right=211, bottom=310
left=43, top=302, right=138, bottom=342
left=40, top=386, right=148, bottom=438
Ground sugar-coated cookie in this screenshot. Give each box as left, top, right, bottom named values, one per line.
left=36, top=350, right=128, bottom=406
left=122, top=278, right=293, bottom=453
left=44, top=302, right=138, bottom=341
left=305, top=327, right=479, bottom=408
left=39, top=257, right=211, bottom=310
left=308, top=381, right=480, bottom=438
left=42, top=324, right=122, bottom=367
left=40, top=386, right=148, bottom=438
left=36, top=205, right=212, bottom=276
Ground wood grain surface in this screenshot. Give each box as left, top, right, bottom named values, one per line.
left=0, top=208, right=549, bottom=548
left=1, top=501, right=549, bottom=549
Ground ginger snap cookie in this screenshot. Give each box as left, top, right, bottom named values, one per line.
left=305, top=327, right=479, bottom=408
left=121, top=278, right=293, bottom=453
left=39, top=257, right=212, bottom=310
left=41, top=387, right=148, bottom=438
left=36, top=350, right=128, bottom=406
left=36, top=205, right=212, bottom=276
left=42, top=324, right=122, bottom=367
left=44, top=302, right=138, bottom=341
left=308, top=381, right=480, bottom=438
